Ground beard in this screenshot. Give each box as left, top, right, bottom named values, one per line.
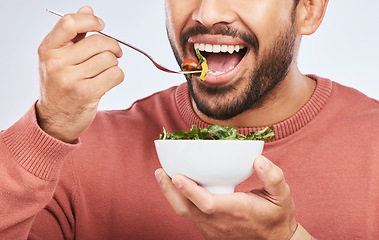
left=167, top=22, right=297, bottom=121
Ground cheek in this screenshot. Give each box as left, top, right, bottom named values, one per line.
left=236, top=0, right=293, bottom=49
left=165, top=0, right=196, bottom=52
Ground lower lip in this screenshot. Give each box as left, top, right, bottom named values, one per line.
left=196, top=49, right=249, bottom=86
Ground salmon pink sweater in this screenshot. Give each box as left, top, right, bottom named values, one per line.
left=1, top=76, right=378, bottom=239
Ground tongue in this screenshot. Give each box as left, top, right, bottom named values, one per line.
left=205, top=52, right=244, bottom=73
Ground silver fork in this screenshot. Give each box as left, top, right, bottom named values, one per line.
left=46, top=9, right=202, bottom=75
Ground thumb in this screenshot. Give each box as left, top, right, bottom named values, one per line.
left=77, top=6, right=95, bottom=14
left=73, top=6, right=104, bottom=44
left=253, top=155, right=289, bottom=197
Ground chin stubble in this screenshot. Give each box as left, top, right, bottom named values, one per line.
left=166, top=21, right=297, bottom=121
left=188, top=25, right=297, bottom=120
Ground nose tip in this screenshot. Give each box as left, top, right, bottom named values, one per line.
left=193, top=0, right=237, bottom=28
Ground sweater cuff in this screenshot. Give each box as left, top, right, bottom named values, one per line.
left=290, top=223, right=312, bottom=240
left=2, top=103, right=80, bottom=181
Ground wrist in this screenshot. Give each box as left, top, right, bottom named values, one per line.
left=289, top=223, right=312, bottom=240
left=35, top=100, right=82, bottom=143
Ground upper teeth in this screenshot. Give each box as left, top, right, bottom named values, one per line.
left=194, top=43, right=245, bottom=54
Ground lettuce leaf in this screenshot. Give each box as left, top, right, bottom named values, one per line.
left=159, top=125, right=275, bottom=141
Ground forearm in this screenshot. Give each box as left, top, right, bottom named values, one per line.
left=0, top=104, right=78, bottom=238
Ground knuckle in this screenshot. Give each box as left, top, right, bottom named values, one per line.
left=88, top=35, right=122, bottom=57
left=200, top=202, right=216, bottom=215
left=101, top=51, right=117, bottom=65
left=57, top=74, right=75, bottom=92
left=60, top=15, right=76, bottom=31
left=89, top=34, right=106, bottom=47
left=44, top=58, right=63, bottom=74
left=37, top=43, right=49, bottom=57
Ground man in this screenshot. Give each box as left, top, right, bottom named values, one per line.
left=0, top=0, right=378, bottom=239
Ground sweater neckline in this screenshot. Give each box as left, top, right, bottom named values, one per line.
left=175, top=75, right=332, bottom=141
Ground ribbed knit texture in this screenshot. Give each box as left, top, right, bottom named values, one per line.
left=2, top=104, right=79, bottom=181
left=176, top=75, right=332, bottom=140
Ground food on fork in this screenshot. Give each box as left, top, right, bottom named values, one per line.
left=181, top=49, right=209, bottom=81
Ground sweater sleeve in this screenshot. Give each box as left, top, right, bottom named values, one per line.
left=0, top=104, right=79, bottom=239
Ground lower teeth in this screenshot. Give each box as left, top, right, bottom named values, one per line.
left=208, top=66, right=235, bottom=76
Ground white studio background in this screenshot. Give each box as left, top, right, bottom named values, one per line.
left=0, top=1, right=378, bottom=130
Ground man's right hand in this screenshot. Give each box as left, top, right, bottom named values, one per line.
left=36, top=6, right=124, bottom=143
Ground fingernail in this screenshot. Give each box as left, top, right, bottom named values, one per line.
left=259, top=155, right=270, bottom=171
left=98, top=17, right=105, bottom=28
left=155, top=170, right=162, bottom=183
left=172, top=176, right=183, bottom=189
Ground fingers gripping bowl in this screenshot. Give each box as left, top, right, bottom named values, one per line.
left=154, top=125, right=274, bottom=194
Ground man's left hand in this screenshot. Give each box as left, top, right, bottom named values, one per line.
left=155, top=155, right=298, bottom=240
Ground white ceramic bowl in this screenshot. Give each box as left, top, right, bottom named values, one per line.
left=154, top=140, right=264, bottom=194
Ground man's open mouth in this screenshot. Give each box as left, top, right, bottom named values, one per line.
left=193, top=42, right=248, bottom=76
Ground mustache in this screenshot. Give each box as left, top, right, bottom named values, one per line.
left=180, top=24, right=259, bottom=55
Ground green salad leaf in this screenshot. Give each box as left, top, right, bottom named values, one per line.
left=195, top=48, right=209, bottom=81
left=159, top=125, right=275, bottom=141
left=196, top=48, right=207, bottom=66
